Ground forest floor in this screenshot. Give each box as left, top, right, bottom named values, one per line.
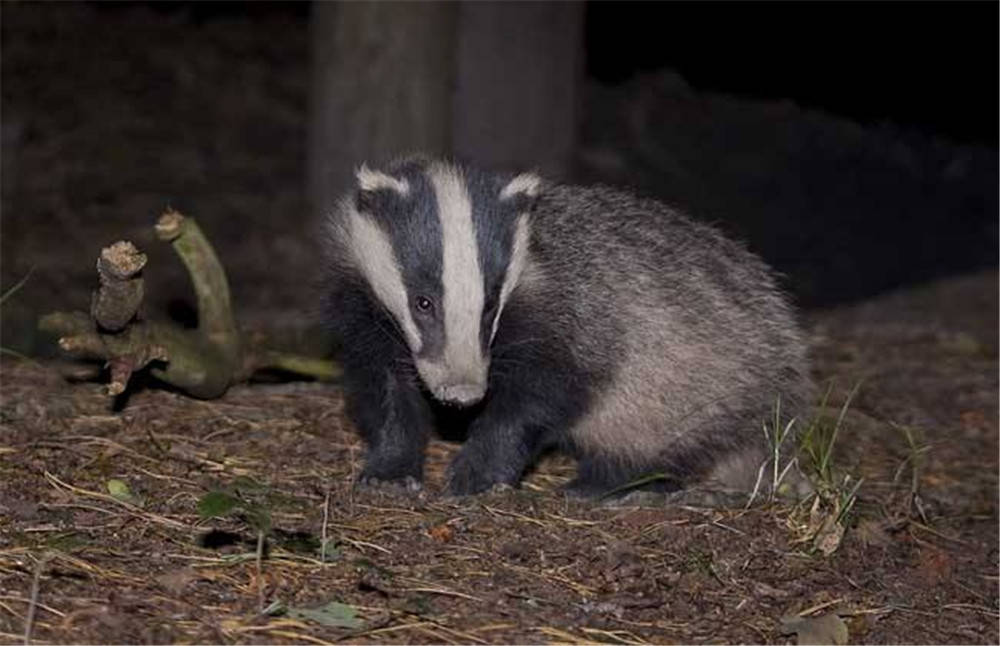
left=2, top=270, right=997, bottom=645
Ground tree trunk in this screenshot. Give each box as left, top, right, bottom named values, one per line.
left=308, top=1, right=458, bottom=213
left=308, top=1, right=583, bottom=216
left=453, top=1, right=583, bottom=177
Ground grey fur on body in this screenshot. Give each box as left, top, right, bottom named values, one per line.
left=322, top=157, right=812, bottom=498
left=528, top=184, right=810, bottom=489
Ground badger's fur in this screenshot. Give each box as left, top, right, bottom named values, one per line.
left=322, top=156, right=811, bottom=497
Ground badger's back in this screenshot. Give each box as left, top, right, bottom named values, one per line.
left=506, top=183, right=810, bottom=486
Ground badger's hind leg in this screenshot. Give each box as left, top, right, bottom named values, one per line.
left=565, top=420, right=773, bottom=505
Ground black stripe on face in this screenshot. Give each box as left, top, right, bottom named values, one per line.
left=356, top=165, right=446, bottom=361
left=465, top=168, right=523, bottom=352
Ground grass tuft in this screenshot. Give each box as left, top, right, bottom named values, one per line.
left=781, top=381, right=866, bottom=554
left=800, top=381, right=862, bottom=488
left=747, top=394, right=801, bottom=507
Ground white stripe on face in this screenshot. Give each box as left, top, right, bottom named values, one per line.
left=425, top=163, right=488, bottom=388
left=491, top=215, right=531, bottom=343
left=355, top=165, right=410, bottom=195
left=345, top=202, right=423, bottom=352
left=499, top=172, right=541, bottom=200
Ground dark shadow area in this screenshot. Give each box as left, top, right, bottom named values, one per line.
left=586, top=2, right=998, bottom=147
left=198, top=528, right=242, bottom=549
left=582, top=1, right=998, bottom=307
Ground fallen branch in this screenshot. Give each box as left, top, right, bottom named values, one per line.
left=40, top=208, right=338, bottom=399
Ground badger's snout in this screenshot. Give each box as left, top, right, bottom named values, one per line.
left=416, top=350, right=490, bottom=408
left=435, top=382, right=486, bottom=407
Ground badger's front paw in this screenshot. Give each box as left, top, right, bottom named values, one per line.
left=356, top=457, right=423, bottom=494
left=446, top=446, right=519, bottom=496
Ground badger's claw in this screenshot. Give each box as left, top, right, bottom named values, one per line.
left=446, top=454, right=517, bottom=496
left=355, top=473, right=424, bottom=494
left=445, top=447, right=519, bottom=496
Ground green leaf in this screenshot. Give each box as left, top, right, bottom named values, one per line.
left=286, top=601, right=363, bottom=629
left=197, top=490, right=241, bottom=518
left=107, top=479, right=140, bottom=505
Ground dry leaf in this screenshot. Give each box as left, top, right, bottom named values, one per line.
left=155, top=568, right=199, bottom=595
left=427, top=523, right=454, bottom=543
left=916, top=547, right=955, bottom=584
left=813, top=515, right=846, bottom=556
left=753, top=581, right=790, bottom=599
left=780, top=612, right=849, bottom=645
left=286, top=601, right=363, bottom=629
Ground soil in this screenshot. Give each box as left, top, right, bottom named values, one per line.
left=1, top=4, right=997, bottom=644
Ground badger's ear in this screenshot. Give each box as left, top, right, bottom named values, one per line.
left=354, top=164, right=410, bottom=213
left=499, top=172, right=543, bottom=212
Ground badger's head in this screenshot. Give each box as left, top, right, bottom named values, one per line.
left=339, top=158, right=539, bottom=407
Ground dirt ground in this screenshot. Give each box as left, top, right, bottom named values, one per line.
left=1, top=270, right=997, bottom=644
left=1, top=4, right=997, bottom=644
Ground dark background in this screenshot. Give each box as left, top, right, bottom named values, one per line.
left=131, top=0, right=999, bottom=146
left=1, top=1, right=997, bottom=355
left=586, top=2, right=997, bottom=147
left=129, top=1, right=999, bottom=146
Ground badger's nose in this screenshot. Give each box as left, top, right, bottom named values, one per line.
left=437, top=383, right=485, bottom=407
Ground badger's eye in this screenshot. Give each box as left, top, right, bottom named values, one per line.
left=415, top=296, right=434, bottom=313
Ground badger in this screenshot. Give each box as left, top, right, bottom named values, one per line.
left=321, top=156, right=811, bottom=498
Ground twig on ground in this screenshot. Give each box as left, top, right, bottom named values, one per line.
left=23, top=552, right=50, bottom=645
left=255, top=529, right=266, bottom=613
